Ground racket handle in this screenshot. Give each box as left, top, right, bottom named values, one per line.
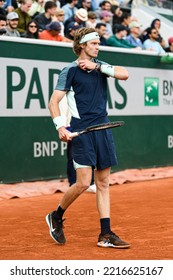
left=69, top=132, right=79, bottom=138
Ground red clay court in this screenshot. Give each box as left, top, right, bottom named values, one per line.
left=0, top=168, right=173, bottom=260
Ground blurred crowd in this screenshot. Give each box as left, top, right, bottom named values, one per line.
left=0, top=0, right=173, bottom=54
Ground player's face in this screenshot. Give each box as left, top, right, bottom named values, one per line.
left=83, top=39, right=100, bottom=58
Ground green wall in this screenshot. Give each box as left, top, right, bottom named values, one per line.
left=0, top=38, right=173, bottom=183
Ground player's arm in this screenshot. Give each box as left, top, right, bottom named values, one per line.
left=78, top=59, right=129, bottom=80
left=48, top=90, right=71, bottom=142
left=113, top=66, right=129, bottom=80
left=97, top=63, right=129, bottom=80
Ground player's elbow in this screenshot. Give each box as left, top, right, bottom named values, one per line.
left=115, top=66, right=129, bottom=80
left=118, top=71, right=129, bottom=80
left=123, top=69, right=129, bottom=80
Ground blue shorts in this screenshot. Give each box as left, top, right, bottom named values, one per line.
left=72, top=129, right=118, bottom=170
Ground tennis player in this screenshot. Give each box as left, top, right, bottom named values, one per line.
left=46, top=27, right=130, bottom=249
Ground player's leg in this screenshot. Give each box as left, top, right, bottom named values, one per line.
left=95, top=167, right=110, bottom=218
left=46, top=166, right=92, bottom=244
left=95, top=168, right=130, bottom=249
left=59, top=166, right=92, bottom=209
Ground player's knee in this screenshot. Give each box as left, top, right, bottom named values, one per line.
left=76, top=181, right=90, bottom=193
left=96, top=179, right=109, bottom=191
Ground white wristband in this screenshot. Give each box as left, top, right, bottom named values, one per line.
left=53, top=116, right=64, bottom=130
left=100, top=64, right=114, bottom=77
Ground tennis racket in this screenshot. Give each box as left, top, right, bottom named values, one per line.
left=69, top=121, right=125, bottom=138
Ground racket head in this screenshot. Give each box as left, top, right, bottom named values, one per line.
left=86, top=121, right=125, bottom=132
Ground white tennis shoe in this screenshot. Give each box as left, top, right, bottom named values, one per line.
left=86, top=184, right=96, bottom=193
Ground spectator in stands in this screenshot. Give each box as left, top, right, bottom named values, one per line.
left=52, top=8, right=65, bottom=36
left=98, top=10, right=113, bottom=39
left=140, top=18, right=165, bottom=48
left=95, top=22, right=107, bottom=45
left=78, top=0, right=92, bottom=12
left=11, top=0, right=18, bottom=9
left=28, top=0, right=45, bottom=18
left=111, top=5, right=123, bottom=26
left=139, top=27, right=148, bottom=44
left=95, top=0, right=112, bottom=19
left=118, top=12, right=131, bottom=35
left=165, top=37, right=173, bottom=53
left=2, top=0, right=14, bottom=14
left=126, top=21, right=143, bottom=49
left=0, top=14, right=7, bottom=34
left=23, top=19, right=39, bottom=38
left=151, top=18, right=160, bottom=31
left=106, top=24, right=136, bottom=48
left=64, top=8, right=88, bottom=36
left=150, top=18, right=166, bottom=49
left=35, top=1, right=57, bottom=32
left=100, top=0, right=112, bottom=12
left=0, top=0, right=6, bottom=16
left=3, top=11, right=20, bottom=36
left=143, top=27, right=165, bottom=55
left=0, top=12, right=6, bottom=24
left=14, top=0, right=32, bottom=36
left=65, top=21, right=81, bottom=40
left=39, top=21, right=71, bottom=42
left=85, top=11, right=96, bottom=28
left=62, top=0, right=78, bottom=23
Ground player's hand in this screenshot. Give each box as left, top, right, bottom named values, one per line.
left=58, top=127, right=72, bottom=142
left=78, top=59, right=96, bottom=71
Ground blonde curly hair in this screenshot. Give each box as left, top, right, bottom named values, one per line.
left=73, top=27, right=97, bottom=56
